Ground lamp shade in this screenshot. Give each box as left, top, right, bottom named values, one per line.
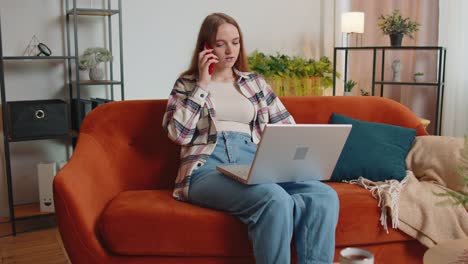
left=342, top=12, right=365, bottom=33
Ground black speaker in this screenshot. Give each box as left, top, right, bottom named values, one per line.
left=7, top=99, right=70, bottom=140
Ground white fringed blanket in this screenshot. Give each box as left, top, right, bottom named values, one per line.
left=349, top=136, right=468, bottom=248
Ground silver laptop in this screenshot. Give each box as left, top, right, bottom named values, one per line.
left=216, top=124, right=352, bottom=184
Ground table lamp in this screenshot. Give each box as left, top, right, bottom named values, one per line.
left=342, top=12, right=365, bottom=47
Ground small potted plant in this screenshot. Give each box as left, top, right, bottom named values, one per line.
left=413, top=72, right=424, bottom=82
left=344, top=80, right=357, bottom=96
left=79, top=47, right=113, bottom=80
left=359, top=89, right=370, bottom=96
left=378, top=9, right=420, bottom=47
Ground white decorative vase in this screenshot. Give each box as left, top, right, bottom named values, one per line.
left=391, top=59, right=402, bottom=82
left=89, top=66, right=104, bottom=81
left=344, top=91, right=353, bottom=96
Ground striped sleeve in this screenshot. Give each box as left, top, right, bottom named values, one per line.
left=259, top=76, right=296, bottom=124
left=162, top=78, right=209, bottom=145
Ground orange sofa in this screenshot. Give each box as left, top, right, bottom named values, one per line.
left=54, top=96, right=429, bottom=264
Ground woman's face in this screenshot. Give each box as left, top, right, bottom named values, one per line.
left=212, top=23, right=240, bottom=70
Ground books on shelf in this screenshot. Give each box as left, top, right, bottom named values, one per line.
left=72, top=97, right=113, bottom=129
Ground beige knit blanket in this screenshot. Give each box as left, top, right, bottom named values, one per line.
left=349, top=136, right=468, bottom=248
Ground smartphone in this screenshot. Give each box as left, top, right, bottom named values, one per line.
left=204, top=43, right=215, bottom=75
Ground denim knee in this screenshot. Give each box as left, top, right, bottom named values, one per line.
left=268, top=192, right=294, bottom=214
left=246, top=185, right=294, bottom=225
left=319, top=185, right=340, bottom=218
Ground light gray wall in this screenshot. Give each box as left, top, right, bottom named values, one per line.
left=123, top=0, right=328, bottom=99
left=0, top=0, right=334, bottom=216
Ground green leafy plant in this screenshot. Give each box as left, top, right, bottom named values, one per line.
left=344, top=80, right=357, bottom=92
left=378, top=9, right=420, bottom=38
left=414, top=72, right=424, bottom=76
left=434, top=136, right=468, bottom=206
left=247, top=51, right=339, bottom=96
left=78, top=47, right=113, bottom=70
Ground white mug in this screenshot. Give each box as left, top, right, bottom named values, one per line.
left=340, top=247, right=374, bottom=264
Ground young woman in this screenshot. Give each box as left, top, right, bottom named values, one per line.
left=162, top=12, right=339, bottom=264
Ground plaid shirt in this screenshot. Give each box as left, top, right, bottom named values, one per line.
left=162, top=69, right=295, bottom=201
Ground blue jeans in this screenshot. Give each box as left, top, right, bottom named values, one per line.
left=189, top=131, right=339, bottom=264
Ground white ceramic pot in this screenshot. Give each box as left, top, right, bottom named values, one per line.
left=344, top=91, right=353, bottom=96
left=89, top=66, right=104, bottom=80
left=414, top=75, right=424, bottom=82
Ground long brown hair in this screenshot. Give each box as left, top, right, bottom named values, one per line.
left=180, top=13, right=250, bottom=77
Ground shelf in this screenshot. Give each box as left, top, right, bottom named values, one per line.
left=0, top=221, right=11, bottom=236
left=374, top=81, right=443, bottom=86
left=8, top=130, right=78, bottom=143
left=14, top=203, right=54, bottom=220
left=0, top=0, right=124, bottom=236
left=2, top=56, right=76, bottom=60
left=333, top=45, right=446, bottom=135
left=335, top=46, right=446, bottom=51
left=67, top=8, right=119, bottom=16
left=76, top=80, right=122, bottom=85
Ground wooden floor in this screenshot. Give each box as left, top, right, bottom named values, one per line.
left=0, top=228, right=70, bottom=264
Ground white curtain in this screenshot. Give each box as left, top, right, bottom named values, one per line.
left=439, top=1, right=468, bottom=137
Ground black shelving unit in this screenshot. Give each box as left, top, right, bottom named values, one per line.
left=332, top=46, right=447, bottom=135
left=65, top=0, right=125, bottom=130
left=0, top=18, right=78, bottom=236
left=0, top=0, right=124, bottom=236
left=3, top=56, right=75, bottom=60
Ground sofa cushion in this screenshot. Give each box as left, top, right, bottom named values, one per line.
left=330, top=113, right=416, bottom=182
left=99, top=186, right=413, bottom=256
left=329, top=182, right=414, bottom=246
left=99, top=190, right=253, bottom=257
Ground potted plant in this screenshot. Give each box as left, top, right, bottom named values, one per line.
left=378, top=9, right=420, bottom=47
left=344, top=80, right=357, bottom=96
left=413, top=72, right=424, bottom=82
left=248, top=51, right=338, bottom=96
left=359, top=89, right=370, bottom=96
left=79, top=47, right=113, bottom=80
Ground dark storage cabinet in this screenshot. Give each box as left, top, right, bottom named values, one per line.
left=7, top=100, right=69, bottom=140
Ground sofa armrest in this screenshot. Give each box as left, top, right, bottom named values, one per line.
left=53, top=100, right=181, bottom=263
left=54, top=133, right=127, bottom=261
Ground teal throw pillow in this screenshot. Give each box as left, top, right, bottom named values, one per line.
left=330, top=113, right=416, bottom=182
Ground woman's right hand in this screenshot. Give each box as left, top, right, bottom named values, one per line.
left=198, top=48, right=219, bottom=88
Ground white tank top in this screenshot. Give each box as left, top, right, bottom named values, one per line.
left=208, top=81, right=255, bottom=135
